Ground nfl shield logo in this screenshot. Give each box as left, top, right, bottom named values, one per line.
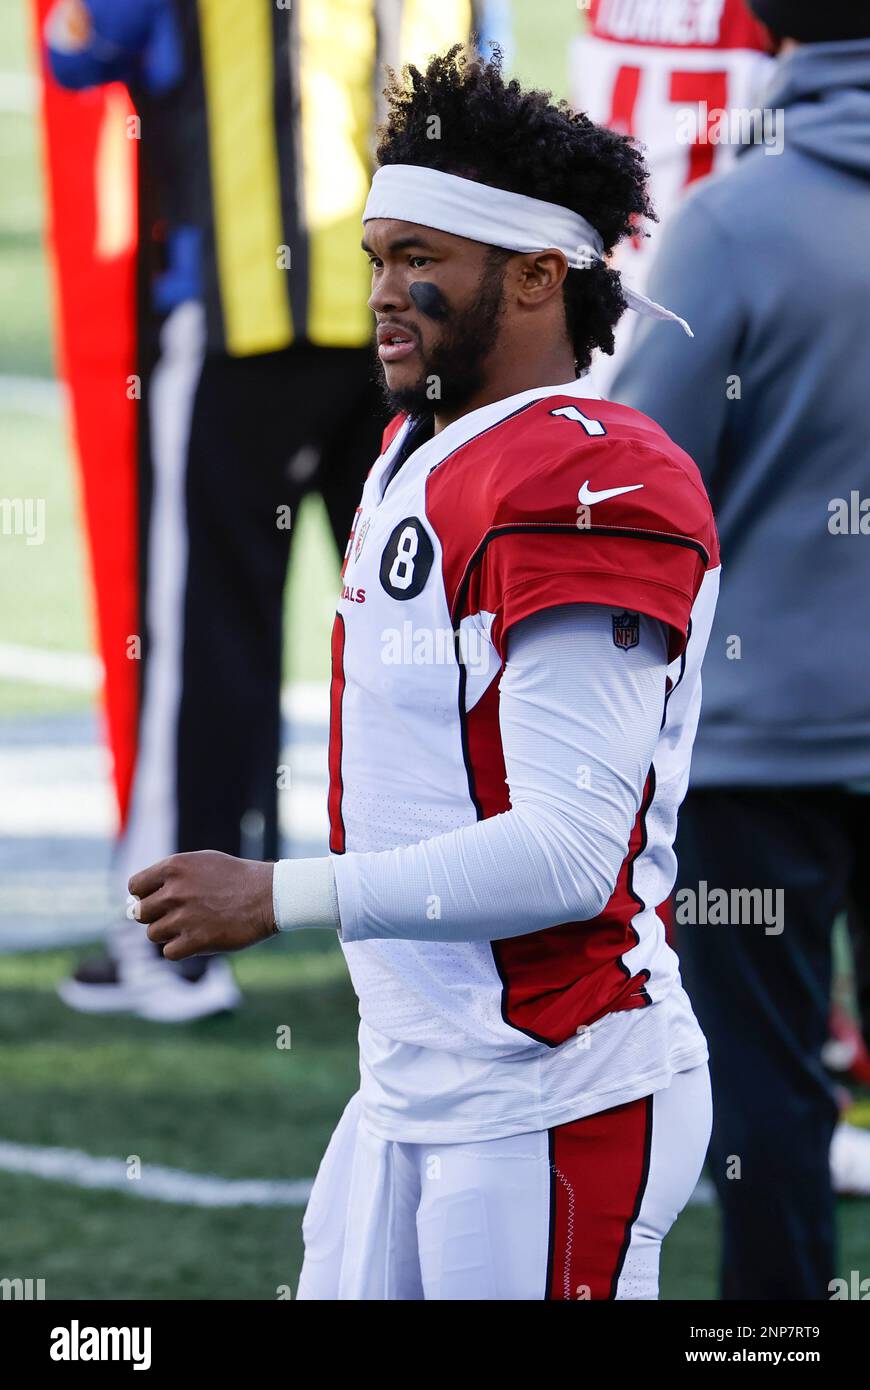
left=612, top=611, right=640, bottom=651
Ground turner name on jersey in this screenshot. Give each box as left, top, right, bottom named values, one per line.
left=330, top=380, right=720, bottom=1141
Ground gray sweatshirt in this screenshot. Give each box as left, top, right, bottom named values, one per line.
left=612, top=39, right=870, bottom=787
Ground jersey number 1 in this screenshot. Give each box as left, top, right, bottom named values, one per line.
left=550, top=405, right=606, bottom=436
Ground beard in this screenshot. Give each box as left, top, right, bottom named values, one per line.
left=376, top=255, right=508, bottom=419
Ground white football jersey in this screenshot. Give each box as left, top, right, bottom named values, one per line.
left=330, top=379, right=720, bottom=1141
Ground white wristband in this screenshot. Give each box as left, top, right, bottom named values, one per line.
left=272, top=857, right=341, bottom=934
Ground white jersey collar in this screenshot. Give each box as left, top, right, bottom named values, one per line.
left=376, top=375, right=602, bottom=500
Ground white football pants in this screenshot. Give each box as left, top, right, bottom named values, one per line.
left=296, top=1062, right=712, bottom=1300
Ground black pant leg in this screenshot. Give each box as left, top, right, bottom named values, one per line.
left=314, top=347, right=388, bottom=551
left=845, top=792, right=870, bottom=1053
left=675, top=787, right=850, bottom=1300
left=177, top=345, right=385, bottom=861
left=178, top=349, right=301, bottom=861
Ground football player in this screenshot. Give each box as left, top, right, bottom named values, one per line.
left=129, top=47, right=720, bottom=1301
left=574, top=0, right=775, bottom=392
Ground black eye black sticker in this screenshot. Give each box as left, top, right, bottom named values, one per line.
left=379, top=517, right=434, bottom=600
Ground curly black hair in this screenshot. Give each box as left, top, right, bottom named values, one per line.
left=376, top=45, right=656, bottom=374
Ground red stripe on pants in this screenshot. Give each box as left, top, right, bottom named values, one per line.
left=547, top=1094, right=653, bottom=1300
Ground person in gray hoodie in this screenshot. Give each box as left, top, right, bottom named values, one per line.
left=612, top=1, right=870, bottom=1300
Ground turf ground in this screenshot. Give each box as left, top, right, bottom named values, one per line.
left=2, top=0, right=869, bottom=1301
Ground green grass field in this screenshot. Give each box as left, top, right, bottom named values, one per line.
left=0, top=938, right=356, bottom=1299
left=2, top=942, right=869, bottom=1299
left=2, top=0, right=870, bottom=1303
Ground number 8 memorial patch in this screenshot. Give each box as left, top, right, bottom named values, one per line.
left=379, top=517, right=434, bottom=600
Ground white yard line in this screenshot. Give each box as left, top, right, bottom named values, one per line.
left=0, top=71, right=38, bottom=114
left=0, top=1140, right=312, bottom=1208
left=0, top=643, right=330, bottom=723
left=0, top=643, right=101, bottom=690
left=691, top=1176, right=714, bottom=1206
left=0, top=375, right=63, bottom=416
left=0, top=743, right=327, bottom=839
left=0, top=1137, right=713, bottom=1208
left=281, top=681, right=330, bottom=724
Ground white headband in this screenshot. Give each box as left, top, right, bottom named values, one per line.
left=363, top=164, right=692, bottom=337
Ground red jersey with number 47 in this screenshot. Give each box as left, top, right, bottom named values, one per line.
left=573, top=0, right=775, bottom=390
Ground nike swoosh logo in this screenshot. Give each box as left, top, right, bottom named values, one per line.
left=577, top=480, right=645, bottom=505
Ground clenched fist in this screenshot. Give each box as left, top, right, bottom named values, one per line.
left=128, top=851, right=277, bottom=961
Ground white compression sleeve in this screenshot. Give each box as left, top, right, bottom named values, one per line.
left=273, top=603, right=668, bottom=941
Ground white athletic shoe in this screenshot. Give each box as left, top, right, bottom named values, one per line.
left=134, top=954, right=242, bottom=1023
left=57, top=920, right=242, bottom=1022
left=831, top=1121, right=870, bottom=1197
left=57, top=918, right=164, bottom=1015
left=57, top=953, right=149, bottom=1014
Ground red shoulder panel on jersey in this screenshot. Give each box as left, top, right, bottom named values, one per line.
left=426, top=394, right=719, bottom=665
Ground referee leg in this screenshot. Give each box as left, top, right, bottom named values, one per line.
left=178, top=348, right=300, bottom=861
left=178, top=344, right=385, bottom=861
